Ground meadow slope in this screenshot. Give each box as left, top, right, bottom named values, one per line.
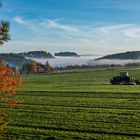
left=3, top=68, right=140, bottom=140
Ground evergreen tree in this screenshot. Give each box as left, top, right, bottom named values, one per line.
left=0, top=1, right=10, bottom=44
left=0, top=21, right=10, bottom=44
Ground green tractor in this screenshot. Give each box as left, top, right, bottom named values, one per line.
left=110, top=72, right=140, bottom=85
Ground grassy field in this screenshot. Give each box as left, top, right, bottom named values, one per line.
left=3, top=68, right=140, bottom=139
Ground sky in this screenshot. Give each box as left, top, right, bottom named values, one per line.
left=1, top=0, right=140, bottom=55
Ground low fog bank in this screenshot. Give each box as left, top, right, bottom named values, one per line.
left=28, top=55, right=140, bottom=67
left=88, top=59, right=140, bottom=66
left=30, top=55, right=101, bottom=67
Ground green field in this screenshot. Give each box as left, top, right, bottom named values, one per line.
left=3, top=68, right=140, bottom=139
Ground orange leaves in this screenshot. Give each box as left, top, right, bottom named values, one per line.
left=0, top=66, right=23, bottom=108
left=4, top=67, right=14, bottom=76
left=5, top=99, right=18, bottom=108
left=0, top=65, right=23, bottom=134
left=0, top=66, right=23, bottom=133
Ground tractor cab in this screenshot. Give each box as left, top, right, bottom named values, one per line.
left=120, top=72, right=129, bottom=78
left=110, top=72, right=135, bottom=85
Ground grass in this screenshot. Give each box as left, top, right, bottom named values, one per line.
left=3, top=67, right=140, bottom=139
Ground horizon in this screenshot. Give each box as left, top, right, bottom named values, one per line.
left=1, top=0, right=140, bottom=55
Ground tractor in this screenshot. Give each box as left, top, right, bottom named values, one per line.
left=110, top=72, right=140, bottom=85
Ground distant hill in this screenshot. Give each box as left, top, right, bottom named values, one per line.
left=96, top=51, right=140, bottom=60
left=0, top=53, right=31, bottom=68
left=0, top=51, right=54, bottom=68
left=55, top=52, right=79, bottom=57
left=19, top=51, right=54, bottom=58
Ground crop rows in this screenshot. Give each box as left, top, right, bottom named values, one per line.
left=3, top=68, right=140, bottom=139
left=3, top=90, right=140, bottom=140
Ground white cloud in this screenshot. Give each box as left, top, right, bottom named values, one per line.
left=97, top=24, right=132, bottom=34
left=13, top=17, right=79, bottom=36
left=13, top=16, right=26, bottom=24
left=123, top=28, right=140, bottom=39
left=47, top=20, right=79, bottom=32
left=13, top=16, right=38, bottom=31
left=95, top=24, right=140, bottom=39
left=10, top=16, right=140, bottom=54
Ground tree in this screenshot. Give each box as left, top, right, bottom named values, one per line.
left=22, top=63, right=31, bottom=74
left=15, top=66, right=20, bottom=76
left=0, top=21, right=10, bottom=44
left=31, top=60, right=37, bottom=74
left=0, top=0, right=22, bottom=134
left=0, top=60, right=6, bottom=69
left=45, top=60, right=53, bottom=73
left=0, top=1, right=10, bottom=44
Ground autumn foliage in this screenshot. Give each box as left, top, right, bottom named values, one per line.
left=0, top=65, right=22, bottom=133
left=0, top=0, right=23, bottom=134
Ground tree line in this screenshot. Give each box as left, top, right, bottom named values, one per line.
left=21, top=60, right=53, bottom=74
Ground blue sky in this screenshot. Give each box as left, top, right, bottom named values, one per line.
left=1, top=0, right=140, bottom=54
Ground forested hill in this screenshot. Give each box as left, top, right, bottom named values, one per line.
left=19, top=51, right=54, bottom=58
left=0, top=51, right=54, bottom=68
left=96, top=51, right=140, bottom=60
left=55, top=52, right=79, bottom=57
left=0, top=53, right=31, bottom=68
